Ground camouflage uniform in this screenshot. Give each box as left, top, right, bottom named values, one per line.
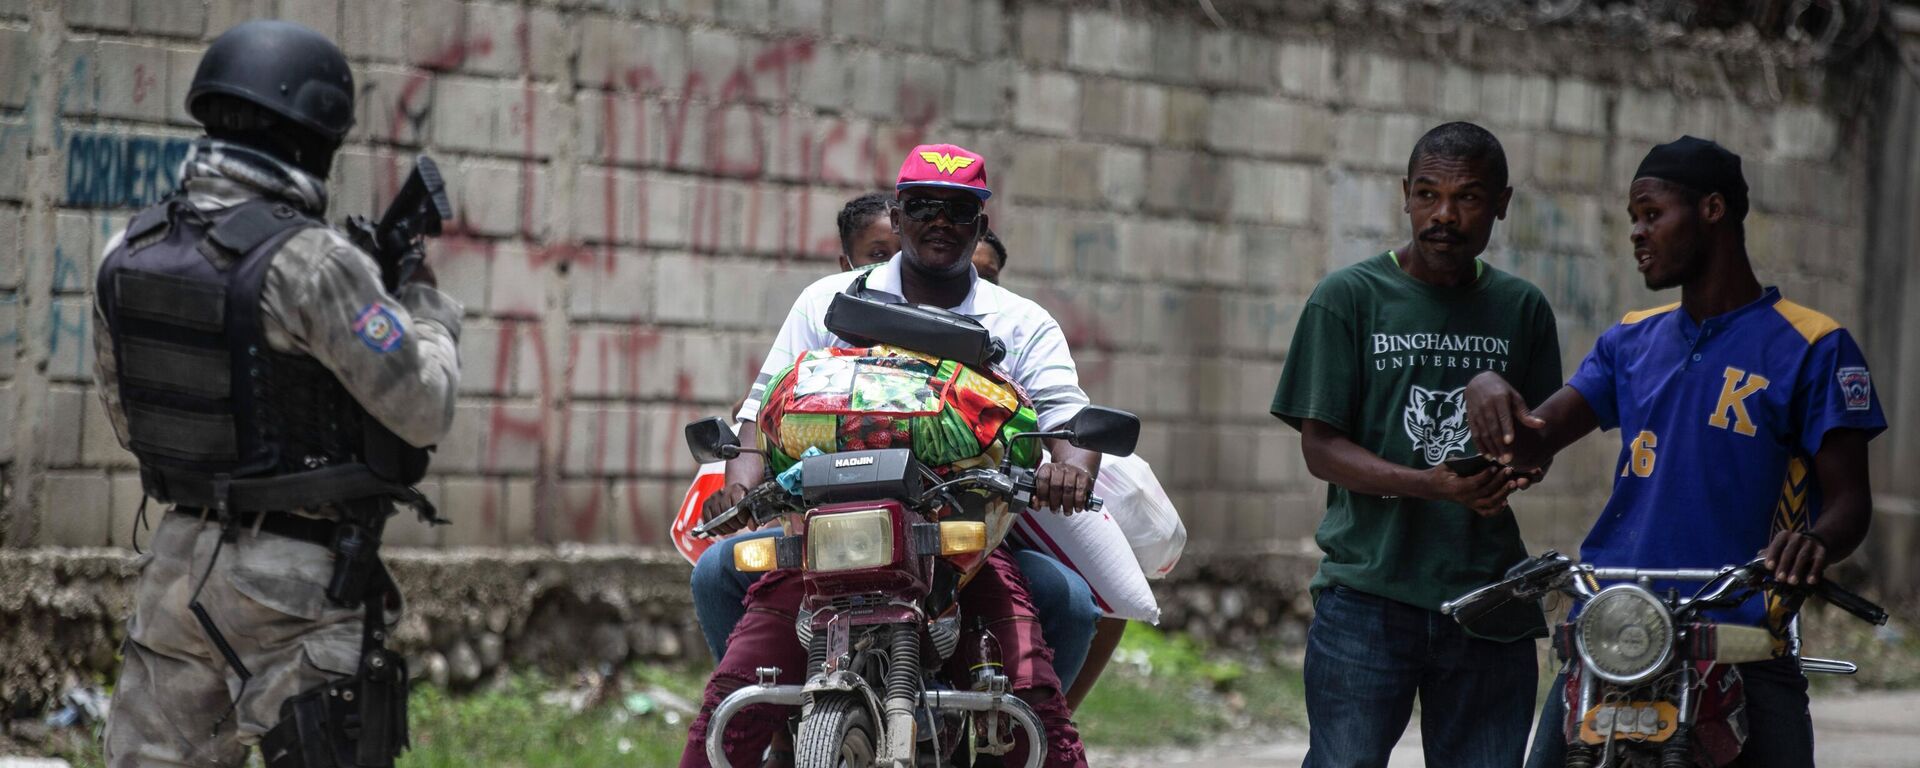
left=94, top=140, right=461, bottom=767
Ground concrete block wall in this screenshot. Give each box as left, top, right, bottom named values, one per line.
left=0, top=0, right=1878, bottom=563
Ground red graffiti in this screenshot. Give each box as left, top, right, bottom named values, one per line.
left=131, top=63, right=157, bottom=104
left=367, top=30, right=949, bottom=544
left=655, top=372, right=700, bottom=541
left=380, top=35, right=496, bottom=195
left=590, top=37, right=942, bottom=256
left=553, top=327, right=665, bottom=542
left=481, top=317, right=545, bottom=535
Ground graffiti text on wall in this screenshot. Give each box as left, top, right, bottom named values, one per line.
left=64, top=132, right=191, bottom=209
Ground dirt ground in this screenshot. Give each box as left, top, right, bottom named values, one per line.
left=1092, top=688, right=1920, bottom=768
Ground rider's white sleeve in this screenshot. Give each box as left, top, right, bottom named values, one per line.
left=735, top=291, right=831, bottom=425
left=1005, top=314, right=1090, bottom=431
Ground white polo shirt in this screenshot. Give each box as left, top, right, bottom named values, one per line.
left=736, top=253, right=1090, bottom=431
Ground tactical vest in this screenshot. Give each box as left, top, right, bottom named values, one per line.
left=97, top=196, right=418, bottom=513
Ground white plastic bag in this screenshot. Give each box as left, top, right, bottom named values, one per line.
left=1095, top=454, right=1186, bottom=579
left=1008, top=452, right=1184, bottom=623
left=1010, top=498, right=1160, bottom=623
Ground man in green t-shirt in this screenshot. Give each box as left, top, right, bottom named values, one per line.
left=1271, top=122, right=1562, bottom=768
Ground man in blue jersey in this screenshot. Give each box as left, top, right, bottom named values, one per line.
left=1463, top=136, right=1887, bottom=767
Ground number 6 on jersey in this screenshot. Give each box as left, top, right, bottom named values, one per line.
left=1621, top=431, right=1657, bottom=478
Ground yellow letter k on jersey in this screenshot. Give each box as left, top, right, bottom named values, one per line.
left=920, top=151, right=975, bottom=175
left=1708, top=367, right=1769, bottom=436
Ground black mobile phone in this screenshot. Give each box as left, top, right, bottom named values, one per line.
left=1444, top=454, right=1496, bottom=476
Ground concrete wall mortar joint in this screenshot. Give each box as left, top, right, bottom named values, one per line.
left=0, top=0, right=1894, bottom=573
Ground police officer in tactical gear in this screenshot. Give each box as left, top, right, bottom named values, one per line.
left=95, top=20, right=461, bottom=768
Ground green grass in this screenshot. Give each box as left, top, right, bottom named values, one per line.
left=402, top=665, right=706, bottom=767
left=31, top=627, right=1305, bottom=764
left=1800, top=605, right=1920, bottom=692
left=24, top=667, right=711, bottom=768
left=405, top=624, right=1306, bottom=760
left=31, top=726, right=103, bottom=768
left=409, top=625, right=1306, bottom=761
left=1076, top=624, right=1307, bottom=748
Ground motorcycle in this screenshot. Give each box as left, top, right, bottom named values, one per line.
left=1442, top=551, right=1889, bottom=768
left=686, top=288, right=1142, bottom=768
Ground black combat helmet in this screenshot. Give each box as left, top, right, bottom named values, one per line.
left=187, top=20, right=355, bottom=148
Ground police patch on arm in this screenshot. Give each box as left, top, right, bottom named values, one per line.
left=353, top=302, right=405, bottom=352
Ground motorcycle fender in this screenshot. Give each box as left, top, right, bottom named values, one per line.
left=806, top=605, right=920, bottom=630
left=849, top=606, right=921, bottom=626
left=803, top=671, right=889, bottom=751
left=803, top=670, right=875, bottom=696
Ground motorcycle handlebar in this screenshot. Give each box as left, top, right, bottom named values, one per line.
left=693, top=482, right=797, bottom=539
left=1007, top=468, right=1102, bottom=513
left=1443, top=552, right=1888, bottom=629
left=690, top=505, right=742, bottom=539
left=1815, top=579, right=1889, bottom=626
left=913, top=467, right=1105, bottom=513
left=704, top=466, right=1107, bottom=536
left=1441, top=583, right=1518, bottom=627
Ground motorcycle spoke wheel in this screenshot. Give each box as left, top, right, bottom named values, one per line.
left=796, top=693, right=877, bottom=768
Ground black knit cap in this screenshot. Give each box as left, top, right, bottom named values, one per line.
left=1634, top=135, right=1749, bottom=220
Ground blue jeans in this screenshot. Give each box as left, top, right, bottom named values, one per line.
left=690, top=533, right=1100, bottom=690
left=690, top=529, right=782, bottom=663
left=1008, top=547, right=1100, bottom=689
left=1303, top=585, right=1537, bottom=768
left=1525, top=657, right=1812, bottom=768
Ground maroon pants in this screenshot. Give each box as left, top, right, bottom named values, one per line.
left=680, top=547, right=1087, bottom=768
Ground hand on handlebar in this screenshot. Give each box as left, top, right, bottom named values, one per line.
left=699, top=482, right=754, bottom=537
left=1032, top=461, right=1095, bottom=515
left=699, top=448, right=770, bottom=538
left=1762, top=529, right=1828, bottom=586
left=1734, top=554, right=1887, bottom=626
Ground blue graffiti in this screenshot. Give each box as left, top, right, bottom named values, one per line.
left=58, top=57, right=87, bottom=147
left=0, top=291, right=18, bottom=349
left=36, top=249, right=91, bottom=376
left=64, top=131, right=191, bottom=209
left=47, top=303, right=88, bottom=376
left=2, top=58, right=90, bottom=159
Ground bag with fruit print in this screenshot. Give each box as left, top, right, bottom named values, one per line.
left=755, top=345, right=1041, bottom=477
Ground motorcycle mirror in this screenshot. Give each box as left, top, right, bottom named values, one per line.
left=1065, top=406, right=1141, bottom=457
left=685, top=418, right=742, bottom=464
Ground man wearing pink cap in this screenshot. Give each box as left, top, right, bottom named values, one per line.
left=682, top=144, right=1097, bottom=768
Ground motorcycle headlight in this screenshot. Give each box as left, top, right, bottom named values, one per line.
left=1576, top=585, right=1675, bottom=685
left=807, top=508, right=894, bottom=572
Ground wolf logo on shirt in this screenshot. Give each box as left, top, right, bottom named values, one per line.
left=1404, top=385, right=1472, bottom=465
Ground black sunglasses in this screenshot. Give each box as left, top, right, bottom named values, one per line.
left=900, top=196, right=983, bottom=225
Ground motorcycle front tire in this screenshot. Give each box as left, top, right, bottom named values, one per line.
left=796, top=693, right=878, bottom=768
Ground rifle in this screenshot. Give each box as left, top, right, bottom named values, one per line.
left=342, top=155, right=452, bottom=523
left=345, top=155, right=452, bottom=291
